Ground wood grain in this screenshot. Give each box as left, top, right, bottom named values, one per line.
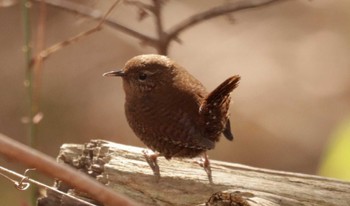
left=40, top=139, right=350, bottom=206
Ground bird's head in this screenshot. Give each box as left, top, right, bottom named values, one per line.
left=103, top=54, right=178, bottom=96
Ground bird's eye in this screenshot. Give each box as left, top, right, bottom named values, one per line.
left=138, top=73, right=147, bottom=81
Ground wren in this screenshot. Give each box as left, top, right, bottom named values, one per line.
left=103, top=54, right=240, bottom=184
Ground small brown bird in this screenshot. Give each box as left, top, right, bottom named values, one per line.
left=103, top=54, right=240, bottom=183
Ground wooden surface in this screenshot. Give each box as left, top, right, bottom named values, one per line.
left=41, top=139, right=350, bottom=206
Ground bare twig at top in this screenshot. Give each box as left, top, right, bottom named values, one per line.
left=36, top=0, right=121, bottom=61
left=43, top=0, right=157, bottom=47
left=166, top=0, right=285, bottom=49
left=42, top=0, right=285, bottom=55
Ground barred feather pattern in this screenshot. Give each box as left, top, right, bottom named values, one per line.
left=119, top=54, right=240, bottom=159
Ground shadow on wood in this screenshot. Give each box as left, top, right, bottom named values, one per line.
left=38, top=139, right=350, bottom=206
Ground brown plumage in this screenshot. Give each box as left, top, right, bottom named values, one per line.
left=103, top=54, right=240, bottom=183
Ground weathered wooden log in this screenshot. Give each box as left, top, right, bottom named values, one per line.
left=38, top=139, right=350, bottom=206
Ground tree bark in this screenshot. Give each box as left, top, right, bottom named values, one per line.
left=38, top=139, right=350, bottom=206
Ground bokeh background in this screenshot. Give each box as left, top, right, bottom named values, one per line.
left=1, top=0, right=350, bottom=205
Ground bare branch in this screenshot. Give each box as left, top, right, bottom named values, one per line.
left=166, top=0, right=286, bottom=44
left=42, top=0, right=287, bottom=55
left=124, top=0, right=153, bottom=12
left=42, top=0, right=157, bottom=47
left=105, top=21, right=158, bottom=47
left=97, top=0, right=121, bottom=28
left=0, top=133, right=139, bottom=206
left=37, top=0, right=121, bottom=60
left=31, top=0, right=47, bottom=127
left=152, top=0, right=167, bottom=54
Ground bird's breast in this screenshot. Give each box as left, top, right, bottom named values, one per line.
left=124, top=92, right=210, bottom=157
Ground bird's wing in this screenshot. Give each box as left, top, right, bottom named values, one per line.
left=157, top=104, right=215, bottom=150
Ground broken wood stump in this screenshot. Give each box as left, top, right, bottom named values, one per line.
left=38, top=139, right=350, bottom=206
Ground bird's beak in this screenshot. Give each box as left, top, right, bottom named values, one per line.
left=102, top=70, right=125, bottom=77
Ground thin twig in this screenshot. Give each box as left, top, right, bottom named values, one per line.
left=41, top=0, right=286, bottom=55
left=124, top=0, right=153, bottom=12
left=21, top=0, right=35, bottom=146
left=0, top=166, right=97, bottom=206
left=163, top=0, right=285, bottom=54
left=31, top=0, right=47, bottom=130
left=152, top=0, right=164, bottom=35
left=168, top=0, right=284, bottom=39
left=152, top=0, right=166, bottom=54
left=96, top=0, right=120, bottom=28
left=41, top=0, right=157, bottom=47
left=32, top=0, right=47, bottom=201
left=37, top=0, right=121, bottom=60
left=0, top=133, right=139, bottom=206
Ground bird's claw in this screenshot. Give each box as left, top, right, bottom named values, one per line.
left=196, top=152, right=213, bottom=184
left=142, top=149, right=161, bottom=182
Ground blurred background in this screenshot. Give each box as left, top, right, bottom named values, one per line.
left=1, top=0, right=350, bottom=205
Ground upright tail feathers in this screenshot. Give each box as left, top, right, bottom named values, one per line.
left=200, top=75, right=240, bottom=141
left=204, top=75, right=240, bottom=106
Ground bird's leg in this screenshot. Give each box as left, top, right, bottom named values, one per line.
left=142, top=149, right=160, bottom=181
left=197, top=152, right=213, bottom=184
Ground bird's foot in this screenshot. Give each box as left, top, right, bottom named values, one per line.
left=196, top=152, right=213, bottom=184
left=142, top=149, right=160, bottom=182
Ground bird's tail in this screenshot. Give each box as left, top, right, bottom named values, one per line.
left=205, top=75, right=240, bottom=106
left=200, top=75, right=240, bottom=141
